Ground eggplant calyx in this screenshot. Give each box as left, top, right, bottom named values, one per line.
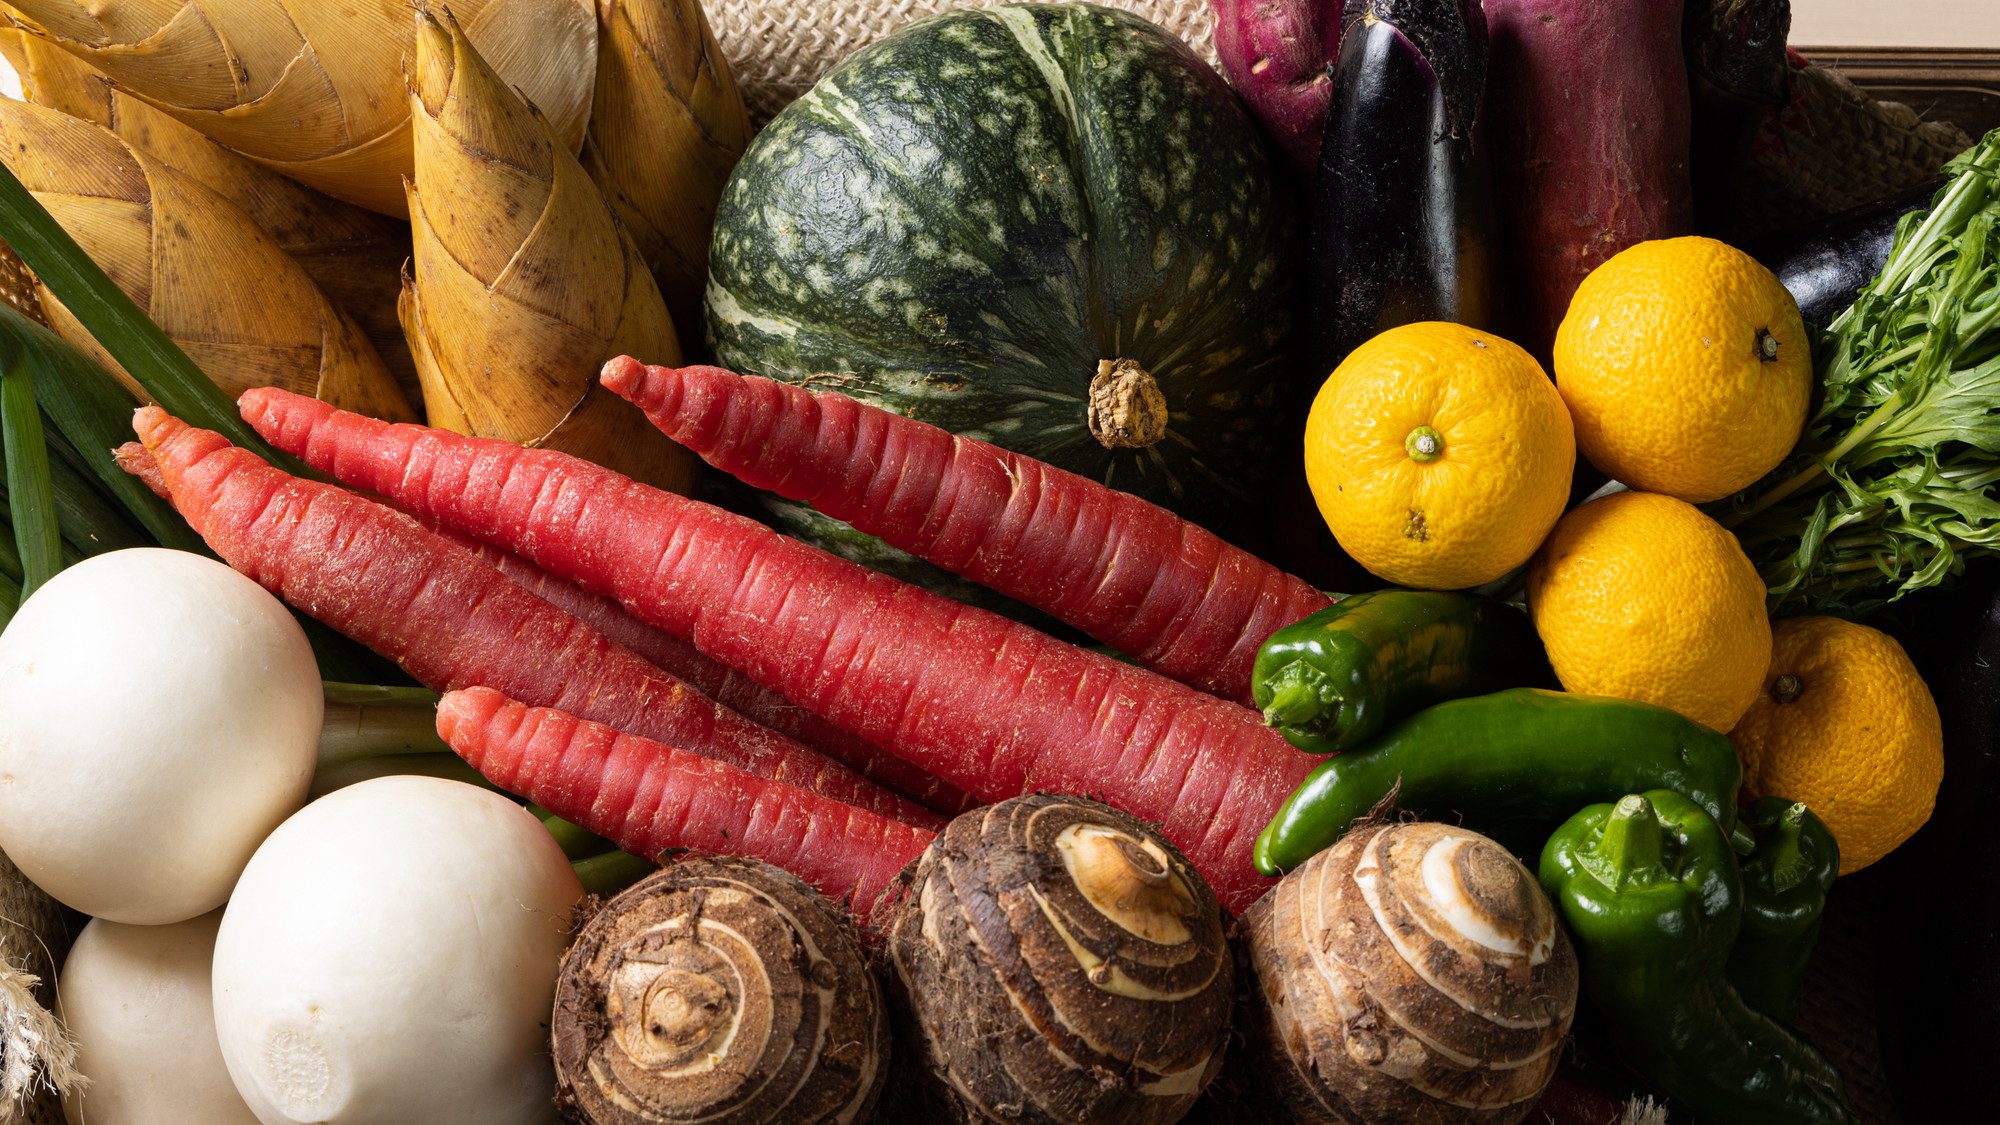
left=1087, top=357, right=1169, bottom=449
left=1340, top=0, right=1490, bottom=142
left=1405, top=425, right=1445, bottom=462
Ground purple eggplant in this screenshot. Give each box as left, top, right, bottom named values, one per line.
left=1747, top=177, right=1944, bottom=329
left=1306, top=0, right=1496, bottom=378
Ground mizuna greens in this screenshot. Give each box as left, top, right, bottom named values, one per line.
left=1720, top=129, right=2000, bottom=614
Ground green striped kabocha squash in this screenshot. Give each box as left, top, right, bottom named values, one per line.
left=705, top=1, right=1299, bottom=527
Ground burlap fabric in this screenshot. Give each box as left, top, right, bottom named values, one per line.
left=0, top=849, right=76, bottom=1125
left=710, top=0, right=1215, bottom=122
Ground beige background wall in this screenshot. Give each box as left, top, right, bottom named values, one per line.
left=1794, top=0, right=2000, bottom=47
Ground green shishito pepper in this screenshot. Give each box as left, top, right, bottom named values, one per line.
left=1540, top=791, right=1857, bottom=1125
left=1730, top=797, right=1840, bottom=1025
left=1253, top=688, right=1742, bottom=875
left=1251, top=589, right=1553, bottom=754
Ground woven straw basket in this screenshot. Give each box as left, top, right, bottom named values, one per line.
left=0, top=2, right=1980, bottom=1122
left=710, top=0, right=1216, bottom=121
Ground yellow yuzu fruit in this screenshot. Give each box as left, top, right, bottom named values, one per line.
left=1729, top=615, right=1942, bottom=875
left=1526, top=490, right=1771, bottom=732
left=1554, top=236, right=1810, bottom=503
left=1303, top=322, right=1574, bottom=590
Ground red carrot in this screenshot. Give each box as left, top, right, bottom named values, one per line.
left=423, top=517, right=978, bottom=815
left=599, top=358, right=1333, bottom=708
left=240, top=389, right=1321, bottom=910
left=126, top=407, right=941, bottom=831
left=436, top=686, right=932, bottom=925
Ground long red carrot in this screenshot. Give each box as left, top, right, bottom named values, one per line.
left=599, top=358, right=1332, bottom=707
left=436, top=687, right=932, bottom=925
left=240, top=390, right=1319, bottom=910
left=423, top=518, right=978, bottom=815
left=126, top=408, right=941, bottom=831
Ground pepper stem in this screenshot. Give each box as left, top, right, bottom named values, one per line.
left=1261, top=662, right=1333, bottom=731
left=1763, top=803, right=1813, bottom=894
left=1594, top=795, right=1666, bottom=891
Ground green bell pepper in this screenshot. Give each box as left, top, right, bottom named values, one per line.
left=1253, top=688, right=1743, bottom=875
left=1540, top=790, right=1857, bottom=1125
left=1251, top=589, right=1553, bottom=754
left=1729, top=797, right=1840, bottom=1025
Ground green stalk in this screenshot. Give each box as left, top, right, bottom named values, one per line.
left=1259, top=663, right=1330, bottom=729
left=1588, top=794, right=1668, bottom=891
left=43, top=427, right=148, bottom=556
left=0, top=569, right=18, bottom=631
left=534, top=806, right=617, bottom=862
left=0, top=495, right=23, bottom=584
left=0, top=303, right=205, bottom=554
left=1760, top=803, right=1812, bottom=895
left=0, top=160, right=304, bottom=473
left=308, top=750, right=496, bottom=800
left=317, top=682, right=450, bottom=770
left=0, top=333, right=62, bottom=596
left=572, top=850, right=656, bottom=897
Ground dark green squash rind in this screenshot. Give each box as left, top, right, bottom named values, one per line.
left=705, top=2, right=1298, bottom=521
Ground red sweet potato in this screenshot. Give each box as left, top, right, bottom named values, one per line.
left=1482, top=0, right=1696, bottom=361
left=1209, top=0, right=1347, bottom=180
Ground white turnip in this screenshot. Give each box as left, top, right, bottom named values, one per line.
left=211, top=775, right=582, bottom=1125
left=56, top=910, right=259, bottom=1125
left=0, top=548, right=321, bottom=924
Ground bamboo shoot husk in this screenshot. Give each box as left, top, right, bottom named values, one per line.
left=0, top=21, right=420, bottom=407
left=582, top=0, right=751, bottom=356
left=406, top=6, right=697, bottom=494
left=1, top=0, right=598, bottom=217
left=0, top=96, right=415, bottom=420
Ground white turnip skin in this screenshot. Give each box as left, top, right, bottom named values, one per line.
left=56, top=910, right=261, bottom=1125
left=1208, top=0, right=1345, bottom=179
left=211, top=776, right=583, bottom=1125
left=0, top=548, right=321, bottom=924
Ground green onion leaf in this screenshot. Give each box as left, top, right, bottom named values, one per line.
left=0, top=302, right=205, bottom=554
left=0, top=331, right=63, bottom=597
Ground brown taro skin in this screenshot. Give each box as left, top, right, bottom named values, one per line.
left=551, top=856, right=888, bottom=1125
left=1483, top=0, right=1696, bottom=364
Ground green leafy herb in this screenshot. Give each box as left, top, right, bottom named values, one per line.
left=1718, top=131, right=2000, bottom=615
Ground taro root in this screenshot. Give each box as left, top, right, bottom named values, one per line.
left=887, top=794, right=1233, bottom=1125
left=1237, top=821, right=1577, bottom=1124
left=552, top=856, right=886, bottom=1124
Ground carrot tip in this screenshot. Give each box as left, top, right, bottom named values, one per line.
left=599, top=355, right=646, bottom=394
left=130, top=405, right=175, bottom=447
